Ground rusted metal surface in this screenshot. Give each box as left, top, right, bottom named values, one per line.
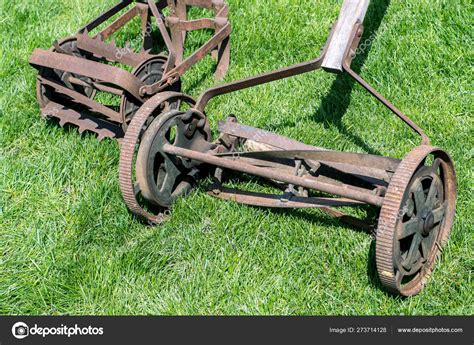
left=117, top=1, right=457, bottom=296
left=208, top=187, right=365, bottom=208
left=375, top=145, right=456, bottom=296
left=75, top=33, right=152, bottom=67
left=194, top=55, right=326, bottom=112
left=337, top=21, right=431, bottom=145
left=41, top=102, right=124, bottom=140
left=218, top=119, right=328, bottom=151
left=118, top=92, right=196, bottom=223
left=30, top=0, right=231, bottom=140
left=162, top=144, right=385, bottom=206
left=209, top=187, right=374, bottom=233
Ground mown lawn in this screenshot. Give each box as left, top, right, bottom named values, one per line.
left=0, top=0, right=472, bottom=315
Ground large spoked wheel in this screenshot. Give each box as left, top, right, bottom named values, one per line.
left=119, top=92, right=202, bottom=224
left=136, top=110, right=213, bottom=207
left=120, top=56, right=181, bottom=131
left=36, top=37, right=96, bottom=111
left=376, top=145, right=456, bottom=296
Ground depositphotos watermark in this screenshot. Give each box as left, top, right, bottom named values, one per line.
left=12, top=321, right=104, bottom=339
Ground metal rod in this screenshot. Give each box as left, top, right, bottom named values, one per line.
left=192, top=22, right=336, bottom=111
left=78, top=0, right=133, bottom=34
left=162, top=144, right=384, bottom=206
left=194, top=56, right=324, bottom=112
left=210, top=188, right=365, bottom=208
left=96, top=5, right=139, bottom=40
left=141, top=21, right=232, bottom=95
left=148, top=0, right=176, bottom=56
left=343, top=64, right=430, bottom=145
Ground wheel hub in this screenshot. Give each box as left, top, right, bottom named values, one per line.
left=135, top=109, right=214, bottom=207
left=422, top=211, right=435, bottom=235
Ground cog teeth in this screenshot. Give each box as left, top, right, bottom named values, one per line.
left=41, top=102, right=121, bottom=140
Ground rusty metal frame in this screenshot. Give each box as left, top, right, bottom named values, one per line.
left=162, top=144, right=385, bottom=206
left=163, top=20, right=430, bottom=217
left=121, top=19, right=434, bottom=226
left=114, top=0, right=456, bottom=297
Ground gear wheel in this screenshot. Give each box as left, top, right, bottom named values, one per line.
left=135, top=109, right=212, bottom=207
left=118, top=92, right=196, bottom=223
left=375, top=145, right=456, bottom=296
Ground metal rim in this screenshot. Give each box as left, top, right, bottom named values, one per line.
left=118, top=92, right=196, bottom=224
left=376, top=145, right=456, bottom=296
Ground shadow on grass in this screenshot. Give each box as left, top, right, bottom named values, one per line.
left=268, top=205, right=375, bottom=235
left=312, top=0, right=392, bottom=156
left=367, top=240, right=384, bottom=292
left=211, top=174, right=378, bottom=236
left=237, top=203, right=400, bottom=296
left=212, top=168, right=401, bottom=296
left=366, top=240, right=406, bottom=298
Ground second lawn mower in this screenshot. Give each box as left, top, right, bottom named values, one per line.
left=29, top=0, right=231, bottom=140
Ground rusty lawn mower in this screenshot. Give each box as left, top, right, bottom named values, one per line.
left=117, top=0, right=458, bottom=297
left=29, top=0, right=231, bottom=140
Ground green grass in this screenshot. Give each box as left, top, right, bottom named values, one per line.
left=0, top=0, right=472, bottom=315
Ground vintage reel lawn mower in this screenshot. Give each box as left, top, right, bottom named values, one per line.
left=119, top=0, right=457, bottom=296
left=29, top=0, right=231, bottom=140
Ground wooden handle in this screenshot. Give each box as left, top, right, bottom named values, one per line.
left=321, top=0, right=369, bottom=72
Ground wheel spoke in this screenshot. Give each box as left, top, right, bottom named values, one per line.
left=420, top=230, right=435, bottom=261
left=412, top=180, right=426, bottom=214
left=425, top=177, right=440, bottom=209
left=159, top=157, right=180, bottom=196
left=173, top=99, right=182, bottom=110
left=405, top=198, right=415, bottom=217
left=432, top=205, right=445, bottom=224
left=63, top=74, right=74, bottom=89
left=395, top=271, right=404, bottom=287
left=403, top=233, right=422, bottom=269
left=432, top=157, right=443, bottom=172
left=399, top=218, right=422, bottom=239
